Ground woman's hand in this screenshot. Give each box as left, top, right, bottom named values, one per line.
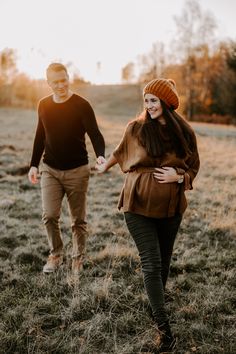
left=153, top=167, right=179, bottom=183
left=95, top=156, right=107, bottom=173
left=95, top=153, right=118, bottom=174
left=95, top=160, right=107, bottom=173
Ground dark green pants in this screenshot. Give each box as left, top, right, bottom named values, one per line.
left=124, top=212, right=182, bottom=324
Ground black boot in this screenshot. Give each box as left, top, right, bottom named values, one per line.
left=158, top=321, right=176, bottom=353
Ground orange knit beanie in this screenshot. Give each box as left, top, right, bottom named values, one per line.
left=143, top=78, right=179, bottom=110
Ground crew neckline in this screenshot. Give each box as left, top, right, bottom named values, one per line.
left=52, top=93, right=74, bottom=104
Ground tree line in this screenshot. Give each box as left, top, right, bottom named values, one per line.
left=121, top=0, right=236, bottom=124
left=0, top=48, right=88, bottom=109
left=0, top=0, right=235, bottom=124
left=122, top=40, right=236, bottom=124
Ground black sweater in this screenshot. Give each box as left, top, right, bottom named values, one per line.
left=30, top=93, right=105, bottom=170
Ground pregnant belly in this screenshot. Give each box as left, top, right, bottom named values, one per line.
left=124, top=172, right=180, bottom=213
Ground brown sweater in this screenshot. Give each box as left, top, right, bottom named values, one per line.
left=113, top=121, right=200, bottom=218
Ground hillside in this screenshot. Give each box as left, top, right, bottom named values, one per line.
left=76, top=84, right=143, bottom=122
left=0, top=107, right=235, bottom=353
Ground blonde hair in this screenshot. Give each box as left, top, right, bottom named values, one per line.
left=46, top=63, right=68, bottom=79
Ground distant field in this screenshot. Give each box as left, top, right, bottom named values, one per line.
left=0, top=104, right=235, bottom=354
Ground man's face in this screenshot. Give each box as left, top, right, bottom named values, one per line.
left=47, top=70, right=69, bottom=99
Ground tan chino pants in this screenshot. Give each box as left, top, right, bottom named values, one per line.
left=40, top=162, right=90, bottom=259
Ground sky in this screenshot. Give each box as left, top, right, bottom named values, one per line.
left=0, top=0, right=236, bottom=84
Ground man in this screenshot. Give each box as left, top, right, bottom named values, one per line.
left=28, top=62, right=105, bottom=274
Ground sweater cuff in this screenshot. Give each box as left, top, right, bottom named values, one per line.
left=174, top=167, right=185, bottom=175
left=174, top=168, right=192, bottom=190
left=184, top=172, right=192, bottom=190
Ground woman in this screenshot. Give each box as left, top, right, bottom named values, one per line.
left=96, top=78, right=200, bottom=352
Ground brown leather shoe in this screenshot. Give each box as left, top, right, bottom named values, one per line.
left=43, top=255, right=63, bottom=273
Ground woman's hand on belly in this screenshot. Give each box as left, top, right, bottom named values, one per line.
left=153, top=166, right=179, bottom=183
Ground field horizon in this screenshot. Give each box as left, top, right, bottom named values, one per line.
left=0, top=100, right=235, bottom=353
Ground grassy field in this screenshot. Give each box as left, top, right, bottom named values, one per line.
left=0, top=87, right=235, bottom=354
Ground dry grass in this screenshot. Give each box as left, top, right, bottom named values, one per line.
left=0, top=87, right=235, bottom=354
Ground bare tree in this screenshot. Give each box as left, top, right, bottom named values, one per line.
left=138, top=41, right=166, bottom=83
left=121, top=62, right=135, bottom=83
left=0, top=48, right=17, bottom=84
left=173, top=0, right=217, bottom=119
left=0, top=48, right=18, bottom=105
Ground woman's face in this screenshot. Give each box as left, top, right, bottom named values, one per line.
left=144, top=93, right=163, bottom=120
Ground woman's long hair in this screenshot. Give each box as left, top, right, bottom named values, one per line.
left=131, top=101, right=195, bottom=158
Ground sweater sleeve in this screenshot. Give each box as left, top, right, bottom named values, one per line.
left=82, top=102, right=105, bottom=158
left=30, top=103, right=45, bottom=168
left=113, top=122, right=135, bottom=172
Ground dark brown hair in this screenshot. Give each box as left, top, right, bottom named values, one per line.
left=131, top=101, right=195, bottom=158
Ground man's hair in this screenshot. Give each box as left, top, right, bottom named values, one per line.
left=46, top=62, right=68, bottom=78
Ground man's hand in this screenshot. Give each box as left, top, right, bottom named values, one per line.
left=153, top=167, right=179, bottom=183
left=28, top=166, right=39, bottom=184
left=96, top=156, right=106, bottom=165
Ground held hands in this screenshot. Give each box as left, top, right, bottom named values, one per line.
left=95, top=156, right=107, bottom=173
left=28, top=166, right=39, bottom=184
left=153, top=167, right=180, bottom=183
